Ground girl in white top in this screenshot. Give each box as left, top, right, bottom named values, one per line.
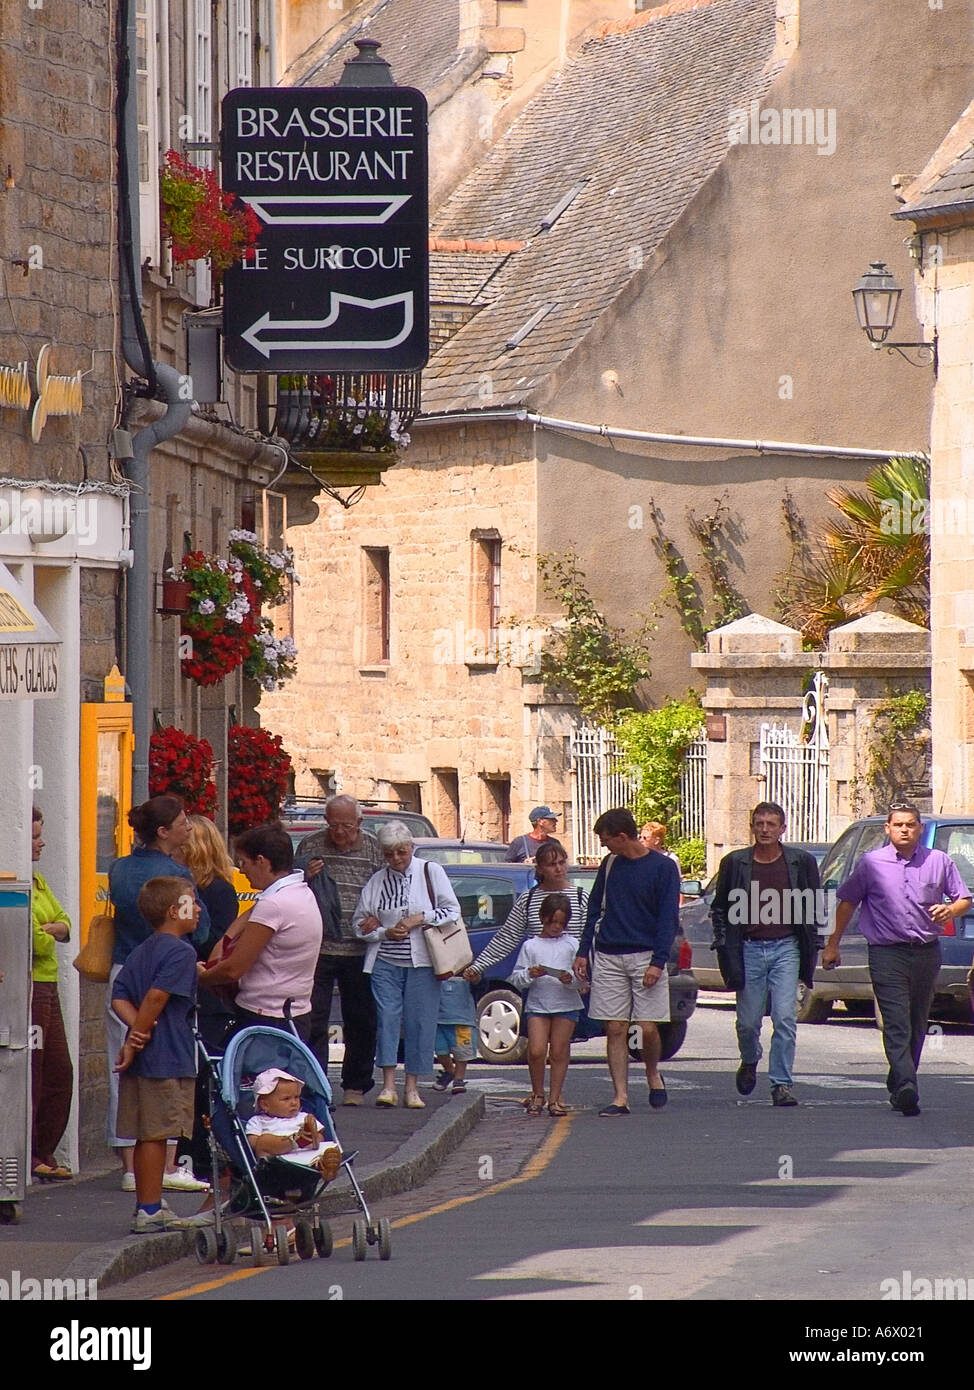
left=510, top=893, right=583, bottom=1118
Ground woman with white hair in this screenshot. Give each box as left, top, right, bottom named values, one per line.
left=354, top=821, right=463, bottom=1108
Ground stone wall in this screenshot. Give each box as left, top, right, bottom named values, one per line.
left=693, top=612, right=930, bottom=870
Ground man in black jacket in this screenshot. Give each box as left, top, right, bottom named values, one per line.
left=710, top=802, right=823, bottom=1107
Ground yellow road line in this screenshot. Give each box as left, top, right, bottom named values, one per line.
left=158, top=1115, right=574, bottom=1300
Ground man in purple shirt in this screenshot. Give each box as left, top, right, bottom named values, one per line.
left=825, top=803, right=971, bottom=1116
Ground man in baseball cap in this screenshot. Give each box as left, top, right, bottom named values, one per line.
left=506, top=807, right=564, bottom=864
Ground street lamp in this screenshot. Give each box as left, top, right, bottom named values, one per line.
left=851, top=261, right=936, bottom=370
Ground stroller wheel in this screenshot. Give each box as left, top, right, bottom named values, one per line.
left=275, top=1224, right=291, bottom=1265
left=313, top=1220, right=333, bottom=1258
left=294, top=1221, right=315, bottom=1261
left=378, top=1217, right=392, bottom=1261
left=249, top=1222, right=265, bottom=1267
left=216, top=1224, right=238, bottom=1265
left=352, top=1218, right=368, bottom=1262
left=195, top=1229, right=218, bottom=1265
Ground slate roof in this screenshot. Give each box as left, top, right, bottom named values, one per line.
left=429, top=251, right=511, bottom=305
left=895, top=100, right=974, bottom=223
left=421, top=0, right=782, bottom=415
left=286, top=0, right=464, bottom=97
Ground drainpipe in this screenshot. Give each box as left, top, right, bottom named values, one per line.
left=118, top=0, right=192, bottom=800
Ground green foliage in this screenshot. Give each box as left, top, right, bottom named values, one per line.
left=671, top=836, right=706, bottom=877
left=535, top=551, right=656, bottom=721
left=651, top=495, right=749, bottom=642
left=613, top=697, right=705, bottom=828
left=863, top=688, right=931, bottom=805
left=777, top=455, right=930, bottom=644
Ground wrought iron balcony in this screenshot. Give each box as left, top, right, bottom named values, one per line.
left=273, top=372, right=421, bottom=486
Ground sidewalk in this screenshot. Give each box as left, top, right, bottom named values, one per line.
left=0, top=1088, right=484, bottom=1293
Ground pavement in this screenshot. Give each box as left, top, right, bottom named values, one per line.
left=0, top=1086, right=484, bottom=1293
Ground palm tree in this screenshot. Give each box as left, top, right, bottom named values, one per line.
left=777, top=455, right=929, bottom=644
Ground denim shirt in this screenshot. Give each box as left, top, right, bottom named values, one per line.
left=108, top=847, right=211, bottom=965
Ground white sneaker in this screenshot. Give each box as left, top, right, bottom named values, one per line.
left=375, top=1089, right=398, bottom=1107
left=404, top=1091, right=425, bottom=1109
left=121, top=1172, right=136, bottom=1192
left=162, top=1168, right=211, bottom=1192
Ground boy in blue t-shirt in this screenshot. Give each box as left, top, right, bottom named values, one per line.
left=112, top=876, right=200, bottom=1233
left=432, top=976, right=477, bottom=1095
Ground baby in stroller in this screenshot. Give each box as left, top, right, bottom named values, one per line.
left=246, top=1068, right=342, bottom=1183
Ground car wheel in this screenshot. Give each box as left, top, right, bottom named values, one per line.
left=476, top=988, right=528, bottom=1064
left=796, top=981, right=832, bottom=1023
left=627, top=1020, right=687, bottom=1063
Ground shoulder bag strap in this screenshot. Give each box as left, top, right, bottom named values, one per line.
left=592, top=853, right=616, bottom=949
left=423, top=860, right=435, bottom=911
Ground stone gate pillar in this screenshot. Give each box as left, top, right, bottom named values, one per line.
left=691, top=615, right=820, bottom=872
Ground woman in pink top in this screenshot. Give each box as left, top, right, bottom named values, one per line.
left=200, top=824, right=322, bottom=1042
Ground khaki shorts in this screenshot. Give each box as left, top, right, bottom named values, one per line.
left=588, top=951, right=670, bottom=1023
left=117, top=1074, right=195, bottom=1143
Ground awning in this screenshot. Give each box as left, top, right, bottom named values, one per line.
left=0, top=563, right=61, bottom=700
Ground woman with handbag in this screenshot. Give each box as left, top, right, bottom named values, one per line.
left=353, top=822, right=463, bottom=1109
left=30, top=807, right=74, bottom=1181
left=107, top=794, right=211, bottom=1192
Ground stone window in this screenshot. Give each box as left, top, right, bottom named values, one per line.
left=362, top=547, right=390, bottom=665
left=262, top=491, right=292, bottom=641
left=431, top=769, right=461, bottom=837
left=468, top=530, right=502, bottom=666
left=136, top=0, right=160, bottom=266
left=480, top=773, right=511, bottom=843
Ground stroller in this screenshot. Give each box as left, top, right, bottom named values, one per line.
left=195, top=1020, right=391, bottom=1266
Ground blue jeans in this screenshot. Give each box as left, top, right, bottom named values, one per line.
left=370, top=959, right=441, bottom=1077
left=736, top=937, right=800, bottom=1088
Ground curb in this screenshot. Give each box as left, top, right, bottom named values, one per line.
left=63, top=1090, right=485, bottom=1291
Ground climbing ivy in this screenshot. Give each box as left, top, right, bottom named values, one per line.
left=651, top=495, right=749, bottom=640
left=862, top=688, right=931, bottom=807
left=533, top=551, right=656, bottom=721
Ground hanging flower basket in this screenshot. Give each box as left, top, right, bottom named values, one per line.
left=160, top=150, right=261, bottom=274
left=227, top=530, right=299, bottom=608
left=228, top=724, right=292, bottom=835
left=148, top=726, right=218, bottom=817
left=168, top=550, right=260, bottom=686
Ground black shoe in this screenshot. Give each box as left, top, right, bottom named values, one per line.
left=771, top=1085, right=798, bottom=1107
left=892, top=1082, right=920, bottom=1116
left=736, top=1062, right=757, bottom=1096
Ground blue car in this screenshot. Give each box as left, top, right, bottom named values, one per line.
left=441, top=862, right=698, bottom=1064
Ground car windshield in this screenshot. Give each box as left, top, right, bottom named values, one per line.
left=414, top=845, right=511, bottom=864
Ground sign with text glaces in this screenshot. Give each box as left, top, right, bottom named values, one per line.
left=221, top=87, right=429, bottom=373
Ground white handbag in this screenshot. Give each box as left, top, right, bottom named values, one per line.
left=421, top=862, right=473, bottom=979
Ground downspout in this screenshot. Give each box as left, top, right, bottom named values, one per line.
left=118, top=0, right=193, bottom=800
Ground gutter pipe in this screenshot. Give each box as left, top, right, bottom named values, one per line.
left=413, top=408, right=919, bottom=462
left=118, top=0, right=192, bottom=800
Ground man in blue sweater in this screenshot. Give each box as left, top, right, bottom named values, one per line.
left=575, top=808, right=680, bottom=1115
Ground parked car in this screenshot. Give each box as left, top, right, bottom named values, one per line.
left=682, top=824, right=974, bottom=1023
left=412, top=838, right=511, bottom=864
left=279, top=796, right=438, bottom=838
left=444, top=862, right=698, bottom=1064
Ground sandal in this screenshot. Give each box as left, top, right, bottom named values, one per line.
left=526, top=1097, right=544, bottom=1116
left=547, top=1100, right=570, bottom=1117
left=522, top=1093, right=545, bottom=1109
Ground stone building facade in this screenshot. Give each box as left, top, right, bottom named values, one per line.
left=266, top=0, right=974, bottom=857
left=894, top=100, right=974, bottom=818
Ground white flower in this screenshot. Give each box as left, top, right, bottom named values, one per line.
left=268, top=553, right=286, bottom=570
left=198, top=598, right=216, bottom=616
left=229, top=529, right=258, bottom=544
left=262, top=676, right=276, bottom=691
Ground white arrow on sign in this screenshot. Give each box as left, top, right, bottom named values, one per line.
left=241, top=291, right=415, bottom=358
left=242, top=194, right=411, bottom=225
